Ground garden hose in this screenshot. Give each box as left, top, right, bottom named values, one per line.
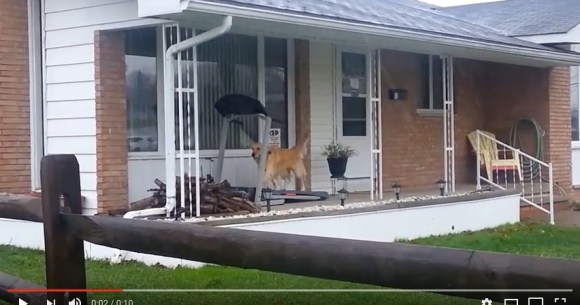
left=508, top=118, right=568, bottom=199
left=508, top=118, right=544, bottom=180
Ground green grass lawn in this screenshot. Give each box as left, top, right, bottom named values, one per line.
left=1, top=221, right=579, bottom=305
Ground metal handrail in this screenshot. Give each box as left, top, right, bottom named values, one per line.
left=475, top=130, right=555, bottom=225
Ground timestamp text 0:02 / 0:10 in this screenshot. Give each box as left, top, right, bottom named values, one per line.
left=91, top=300, right=134, bottom=305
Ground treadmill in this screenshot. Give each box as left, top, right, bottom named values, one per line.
left=213, top=94, right=329, bottom=206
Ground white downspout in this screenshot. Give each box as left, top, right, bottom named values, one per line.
left=112, top=15, right=233, bottom=264
left=163, top=15, right=233, bottom=216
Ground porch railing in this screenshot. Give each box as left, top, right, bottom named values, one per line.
left=475, top=130, right=555, bottom=224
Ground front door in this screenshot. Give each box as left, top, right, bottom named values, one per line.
left=336, top=48, right=371, bottom=191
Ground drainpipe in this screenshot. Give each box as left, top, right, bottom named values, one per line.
left=112, top=15, right=233, bottom=264
left=164, top=15, right=233, bottom=218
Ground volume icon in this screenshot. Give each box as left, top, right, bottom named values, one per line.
left=69, top=298, right=82, bottom=305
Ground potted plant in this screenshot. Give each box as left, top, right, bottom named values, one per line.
left=321, top=141, right=356, bottom=177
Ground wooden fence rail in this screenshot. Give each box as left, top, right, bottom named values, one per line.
left=0, top=154, right=579, bottom=305
left=0, top=272, right=46, bottom=305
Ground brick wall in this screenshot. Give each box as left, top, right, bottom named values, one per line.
left=547, top=66, right=571, bottom=190
left=379, top=50, right=485, bottom=188
left=482, top=63, right=549, bottom=146
left=0, top=0, right=31, bottom=194
left=94, top=30, right=128, bottom=213
left=452, top=58, right=489, bottom=183
left=482, top=63, right=571, bottom=190
left=294, top=39, right=312, bottom=190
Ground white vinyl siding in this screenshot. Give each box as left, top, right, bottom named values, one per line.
left=42, top=0, right=168, bottom=214
left=309, top=41, right=335, bottom=192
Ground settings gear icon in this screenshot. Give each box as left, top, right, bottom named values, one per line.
left=481, top=298, right=493, bottom=305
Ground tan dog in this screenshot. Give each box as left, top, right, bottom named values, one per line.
left=251, top=136, right=310, bottom=191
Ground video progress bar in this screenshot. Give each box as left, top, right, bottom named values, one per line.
left=8, top=288, right=575, bottom=293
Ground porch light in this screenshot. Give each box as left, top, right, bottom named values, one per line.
left=391, top=182, right=401, bottom=201
left=436, top=179, right=446, bottom=196
left=338, top=188, right=349, bottom=206
left=263, top=187, right=273, bottom=212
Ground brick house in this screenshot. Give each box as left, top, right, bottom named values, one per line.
left=2, top=0, right=580, bottom=215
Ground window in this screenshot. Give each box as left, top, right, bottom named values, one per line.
left=340, top=52, right=367, bottom=137
left=166, top=28, right=291, bottom=151
left=191, top=32, right=259, bottom=150
left=571, top=65, right=579, bottom=141
left=125, top=27, right=291, bottom=154
left=125, top=27, right=159, bottom=153
left=419, top=55, right=444, bottom=111
left=418, top=54, right=458, bottom=115
left=265, top=37, right=289, bottom=148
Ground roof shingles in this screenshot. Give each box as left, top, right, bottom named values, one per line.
left=198, top=0, right=559, bottom=51
left=441, top=0, right=580, bottom=37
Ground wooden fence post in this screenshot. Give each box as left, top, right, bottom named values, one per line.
left=41, top=155, right=87, bottom=304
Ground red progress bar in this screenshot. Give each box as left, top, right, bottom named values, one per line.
left=7, top=288, right=123, bottom=293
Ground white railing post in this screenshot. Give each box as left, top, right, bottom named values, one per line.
left=549, top=163, right=555, bottom=225
left=376, top=50, right=383, bottom=200
left=368, top=49, right=374, bottom=201
left=476, top=130, right=481, bottom=190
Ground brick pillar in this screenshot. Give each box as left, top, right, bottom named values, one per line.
left=546, top=66, right=571, bottom=191
left=294, top=39, right=311, bottom=190
left=95, top=30, right=128, bottom=213
left=0, top=0, right=31, bottom=194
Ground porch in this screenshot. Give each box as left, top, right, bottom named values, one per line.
left=90, top=5, right=577, bottom=224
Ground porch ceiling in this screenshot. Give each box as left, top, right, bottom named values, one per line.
left=148, top=10, right=580, bottom=68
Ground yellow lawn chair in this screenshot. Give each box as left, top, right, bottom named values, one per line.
left=467, top=130, right=523, bottom=182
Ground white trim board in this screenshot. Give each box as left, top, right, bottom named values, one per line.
left=29, top=0, right=45, bottom=191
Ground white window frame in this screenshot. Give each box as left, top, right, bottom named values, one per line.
left=571, top=45, right=580, bottom=149
left=128, top=28, right=296, bottom=160
left=571, top=65, right=580, bottom=149
left=417, top=54, right=445, bottom=117
left=335, top=46, right=370, bottom=140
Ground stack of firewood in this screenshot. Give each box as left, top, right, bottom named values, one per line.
left=175, top=175, right=260, bottom=215
left=124, top=175, right=261, bottom=217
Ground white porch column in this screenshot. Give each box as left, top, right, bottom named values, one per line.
left=442, top=55, right=455, bottom=194
left=369, top=49, right=383, bottom=200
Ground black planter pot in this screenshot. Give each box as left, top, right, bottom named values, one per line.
left=327, top=157, right=348, bottom=178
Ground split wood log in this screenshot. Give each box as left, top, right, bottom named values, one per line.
left=0, top=193, right=43, bottom=222
left=62, top=214, right=580, bottom=303
left=203, top=195, right=219, bottom=205
left=218, top=196, right=242, bottom=212
left=229, top=197, right=260, bottom=213
left=219, top=189, right=250, bottom=199
left=205, top=180, right=231, bottom=192
left=0, top=271, right=47, bottom=305
left=154, top=178, right=166, bottom=190
left=129, top=196, right=162, bottom=211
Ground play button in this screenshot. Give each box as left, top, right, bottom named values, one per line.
left=18, top=299, right=27, bottom=305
